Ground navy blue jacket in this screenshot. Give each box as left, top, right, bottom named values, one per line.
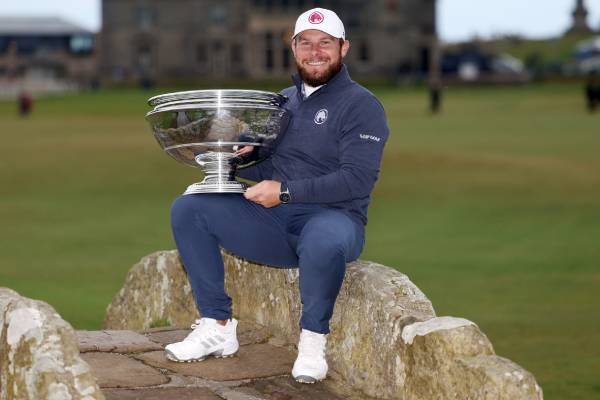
left=239, top=65, right=389, bottom=225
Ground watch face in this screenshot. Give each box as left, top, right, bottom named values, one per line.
left=280, top=192, right=291, bottom=203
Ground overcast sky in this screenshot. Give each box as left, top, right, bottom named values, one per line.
left=0, top=0, right=599, bottom=42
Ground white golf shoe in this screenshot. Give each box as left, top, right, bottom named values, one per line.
left=292, top=329, right=328, bottom=383
left=164, top=317, right=239, bottom=362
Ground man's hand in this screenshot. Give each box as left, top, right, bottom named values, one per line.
left=244, top=180, right=281, bottom=208
left=234, top=145, right=254, bottom=156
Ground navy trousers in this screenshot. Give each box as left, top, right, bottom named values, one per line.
left=170, top=193, right=365, bottom=334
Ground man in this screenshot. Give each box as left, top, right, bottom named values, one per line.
left=166, top=8, right=389, bottom=383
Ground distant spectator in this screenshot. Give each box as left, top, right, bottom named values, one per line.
left=429, top=85, right=442, bottom=114
left=585, top=71, right=600, bottom=112
left=140, top=77, right=154, bottom=90
left=90, top=78, right=101, bottom=91
left=18, top=91, right=33, bottom=117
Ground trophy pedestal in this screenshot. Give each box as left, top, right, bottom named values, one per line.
left=183, top=151, right=248, bottom=195
left=184, top=180, right=248, bottom=195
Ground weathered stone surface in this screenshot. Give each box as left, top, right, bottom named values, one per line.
left=104, top=251, right=436, bottom=398
left=144, top=320, right=269, bottom=348
left=103, top=250, right=436, bottom=398
left=225, top=254, right=436, bottom=346
left=103, top=251, right=543, bottom=399
left=401, top=317, right=543, bottom=400
left=141, top=329, right=188, bottom=348
left=0, top=287, right=104, bottom=400
left=77, top=330, right=163, bottom=353
left=235, top=376, right=347, bottom=400
left=325, top=259, right=435, bottom=398
left=103, top=250, right=198, bottom=330
left=134, top=343, right=295, bottom=381
left=81, top=352, right=169, bottom=388
left=455, top=355, right=544, bottom=400
left=237, top=320, right=270, bottom=345
left=102, top=387, right=221, bottom=400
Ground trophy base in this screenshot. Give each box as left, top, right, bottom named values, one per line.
left=183, top=181, right=248, bottom=195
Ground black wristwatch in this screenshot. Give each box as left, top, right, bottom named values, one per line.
left=279, top=182, right=291, bottom=204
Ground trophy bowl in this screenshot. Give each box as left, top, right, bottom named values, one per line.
left=146, top=89, right=289, bottom=194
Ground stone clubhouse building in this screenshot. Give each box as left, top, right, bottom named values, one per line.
left=98, top=0, right=436, bottom=82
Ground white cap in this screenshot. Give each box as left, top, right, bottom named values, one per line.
left=293, top=8, right=345, bottom=40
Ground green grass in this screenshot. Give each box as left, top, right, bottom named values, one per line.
left=1, top=84, right=599, bottom=399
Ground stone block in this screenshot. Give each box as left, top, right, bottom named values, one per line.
left=133, top=343, right=295, bottom=381
left=234, top=376, right=346, bottom=400
left=401, top=317, right=543, bottom=400
left=81, top=352, right=168, bottom=388
left=77, top=330, right=163, bottom=353
left=102, top=387, right=221, bottom=400
left=0, top=287, right=104, bottom=400
left=103, top=250, right=198, bottom=330
left=454, top=355, right=544, bottom=400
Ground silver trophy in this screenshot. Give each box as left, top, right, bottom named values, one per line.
left=146, top=90, right=289, bottom=194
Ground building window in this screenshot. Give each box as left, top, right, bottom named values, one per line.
left=16, top=37, right=39, bottom=55
left=43, top=36, right=65, bottom=51
left=212, top=40, right=224, bottom=53
left=359, top=41, right=369, bottom=62
left=386, top=0, right=398, bottom=12
left=136, top=45, right=152, bottom=74
left=421, top=20, right=435, bottom=36
left=136, top=7, right=155, bottom=31
left=282, top=47, right=290, bottom=69
left=265, top=32, right=274, bottom=70
left=210, top=6, right=227, bottom=25
left=0, top=37, right=10, bottom=54
left=70, top=35, right=94, bottom=54
left=231, top=43, right=243, bottom=64
left=265, top=0, right=273, bottom=12
left=197, top=43, right=208, bottom=64
left=111, top=66, right=125, bottom=81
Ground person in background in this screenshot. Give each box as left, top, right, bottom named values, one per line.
left=585, top=70, right=600, bottom=112
left=18, top=90, right=33, bottom=117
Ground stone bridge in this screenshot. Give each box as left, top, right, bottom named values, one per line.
left=0, top=250, right=543, bottom=399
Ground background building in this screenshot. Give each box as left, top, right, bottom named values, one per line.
left=98, top=0, right=436, bottom=83
left=0, top=16, right=96, bottom=92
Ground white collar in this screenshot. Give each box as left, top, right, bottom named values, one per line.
left=303, top=82, right=324, bottom=98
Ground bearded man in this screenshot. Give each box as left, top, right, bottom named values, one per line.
left=166, top=8, right=389, bottom=383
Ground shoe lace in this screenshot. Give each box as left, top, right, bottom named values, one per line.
left=190, top=319, right=204, bottom=330
left=186, top=318, right=214, bottom=343
left=298, top=331, right=326, bottom=360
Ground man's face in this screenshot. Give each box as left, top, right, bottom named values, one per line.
left=292, top=29, right=350, bottom=86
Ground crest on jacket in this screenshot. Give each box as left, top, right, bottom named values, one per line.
left=314, top=109, right=328, bottom=124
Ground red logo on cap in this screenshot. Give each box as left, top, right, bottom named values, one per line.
left=308, top=11, right=324, bottom=24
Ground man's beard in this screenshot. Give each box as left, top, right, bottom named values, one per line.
left=296, top=56, right=343, bottom=87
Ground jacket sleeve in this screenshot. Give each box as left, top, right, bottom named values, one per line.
left=286, top=96, right=389, bottom=203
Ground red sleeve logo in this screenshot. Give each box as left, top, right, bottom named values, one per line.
left=308, top=11, right=324, bottom=24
